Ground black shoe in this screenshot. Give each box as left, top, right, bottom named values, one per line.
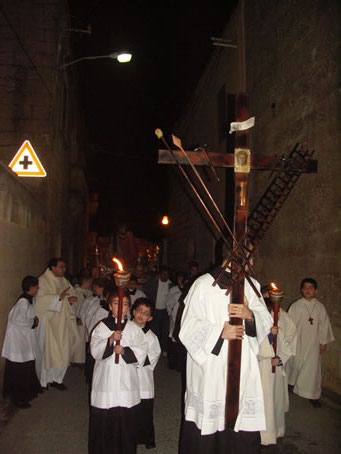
left=145, top=443, right=156, bottom=449
left=310, top=399, right=321, bottom=408
left=50, top=382, right=67, bottom=391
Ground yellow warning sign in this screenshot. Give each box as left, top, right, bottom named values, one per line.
left=9, top=140, right=47, bottom=177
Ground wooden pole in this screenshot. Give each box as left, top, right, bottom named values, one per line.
left=115, top=286, right=125, bottom=364
left=226, top=93, right=250, bottom=427
left=272, top=301, right=280, bottom=373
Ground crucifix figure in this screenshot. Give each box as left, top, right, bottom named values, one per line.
left=156, top=92, right=317, bottom=430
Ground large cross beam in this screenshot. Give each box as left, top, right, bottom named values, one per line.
left=158, top=149, right=317, bottom=173
left=157, top=93, right=317, bottom=426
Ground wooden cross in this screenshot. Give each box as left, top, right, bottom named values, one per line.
left=157, top=93, right=317, bottom=426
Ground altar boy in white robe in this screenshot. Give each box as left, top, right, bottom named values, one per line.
left=132, top=297, right=161, bottom=449
left=179, top=266, right=273, bottom=454
left=34, top=258, right=80, bottom=389
left=258, top=295, right=297, bottom=445
left=89, top=287, right=147, bottom=454
left=2, top=276, right=41, bottom=408
left=287, top=277, right=334, bottom=407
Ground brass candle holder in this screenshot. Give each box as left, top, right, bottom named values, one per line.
left=268, top=283, right=284, bottom=305
left=269, top=283, right=284, bottom=373
left=113, top=270, right=131, bottom=288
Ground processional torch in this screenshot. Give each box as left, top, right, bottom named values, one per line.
left=269, top=282, right=284, bottom=373
left=112, top=258, right=131, bottom=364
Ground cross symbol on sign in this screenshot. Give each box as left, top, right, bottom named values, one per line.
left=19, top=155, right=33, bottom=169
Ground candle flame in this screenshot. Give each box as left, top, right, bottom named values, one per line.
left=270, top=282, right=278, bottom=290
left=112, top=257, right=123, bottom=271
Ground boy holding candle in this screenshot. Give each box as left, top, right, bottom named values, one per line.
left=88, top=287, right=147, bottom=454
left=132, top=297, right=161, bottom=449
left=258, top=284, right=297, bottom=445
left=287, top=277, right=334, bottom=407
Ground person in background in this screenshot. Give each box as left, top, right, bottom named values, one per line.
left=188, top=261, right=199, bottom=279
left=135, top=263, right=148, bottom=290
left=2, top=276, right=41, bottom=409
left=73, top=275, right=93, bottom=365
left=34, top=257, right=79, bottom=390
left=126, top=274, right=147, bottom=308
left=144, top=265, right=172, bottom=356
left=78, top=278, right=108, bottom=386
left=287, top=277, right=334, bottom=407
left=167, top=271, right=187, bottom=370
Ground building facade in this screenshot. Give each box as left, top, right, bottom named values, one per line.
left=0, top=0, right=87, bottom=370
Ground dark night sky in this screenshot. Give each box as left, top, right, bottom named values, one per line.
left=68, top=1, right=237, bottom=240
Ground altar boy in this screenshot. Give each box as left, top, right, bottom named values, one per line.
left=2, top=276, right=41, bottom=409
left=88, top=287, right=147, bottom=454
left=258, top=297, right=297, bottom=445
left=287, top=278, right=334, bottom=407
left=132, top=297, right=161, bottom=449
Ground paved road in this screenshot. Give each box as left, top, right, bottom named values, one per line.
left=0, top=357, right=340, bottom=453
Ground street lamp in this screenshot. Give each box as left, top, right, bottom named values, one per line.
left=59, top=51, right=132, bottom=69
left=161, top=215, right=169, bottom=226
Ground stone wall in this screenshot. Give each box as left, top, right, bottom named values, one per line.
left=170, top=0, right=340, bottom=394
left=245, top=0, right=341, bottom=395
left=0, top=1, right=87, bottom=370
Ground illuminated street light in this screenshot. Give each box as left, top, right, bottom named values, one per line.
left=59, top=51, right=132, bottom=69
left=161, top=215, right=169, bottom=226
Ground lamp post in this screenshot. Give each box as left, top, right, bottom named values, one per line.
left=59, top=51, right=132, bottom=69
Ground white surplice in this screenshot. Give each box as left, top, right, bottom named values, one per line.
left=87, top=305, right=109, bottom=337
left=167, top=285, right=181, bottom=340
left=286, top=297, right=334, bottom=399
left=2, top=297, right=36, bottom=362
left=91, top=319, right=147, bottom=409
left=137, top=327, right=161, bottom=399
left=34, top=269, right=81, bottom=386
left=179, top=273, right=273, bottom=435
left=129, top=289, right=146, bottom=306
left=79, top=295, right=106, bottom=341
left=74, top=286, right=93, bottom=317
left=71, top=286, right=93, bottom=364
left=259, top=310, right=297, bottom=445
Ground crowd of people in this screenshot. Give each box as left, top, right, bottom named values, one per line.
left=1, top=256, right=335, bottom=453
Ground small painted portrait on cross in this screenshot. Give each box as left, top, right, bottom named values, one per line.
left=234, top=148, right=251, bottom=173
